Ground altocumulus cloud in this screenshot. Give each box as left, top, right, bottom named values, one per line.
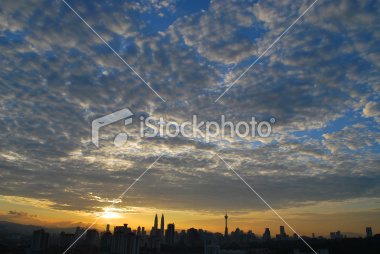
left=0, top=0, right=379, bottom=216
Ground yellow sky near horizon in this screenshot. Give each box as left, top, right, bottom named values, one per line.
left=1, top=194, right=379, bottom=238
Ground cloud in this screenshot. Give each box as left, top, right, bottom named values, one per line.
left=362, top=101, right=380, bottom=122
left=172, top=0, right=257, bottom=65
left=322, top=123, right=380, bottom=154
left=0, top=0, right=379, bottom=220
left=9, top=210, right=37, bottom=218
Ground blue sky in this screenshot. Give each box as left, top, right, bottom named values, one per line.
left=0, top=0, right=380, bottom=235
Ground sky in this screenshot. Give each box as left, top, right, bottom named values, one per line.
left=0, top=0, right=380, bottom=238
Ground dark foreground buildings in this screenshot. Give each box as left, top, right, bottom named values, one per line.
left=3, top=213, right=377, bottom=254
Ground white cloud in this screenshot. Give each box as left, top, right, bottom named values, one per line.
left=362, top=101, right=380, bottom=122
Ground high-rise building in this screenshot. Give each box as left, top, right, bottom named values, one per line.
left=125, top=233, right=140, bottom=254
left=142, top=227, right=146, bottom=238
left=180, top=230, right=186, bottom=242
left=166, top=224, right=175, bottom=246
left=151, top=213, right=158, bottom=236
left=137, top=226, right=141, bottom=236
left=204, top=233, right=220, bottom=254
left=224, top=212, right=229, bottom=237
left=263, top=228, right=271, bottom=241
left=31, top=229, right=49, bottom=251
left=146, top=235, right=160, bottom=251
left=74, top=226, right=85, bottom=244
left=115, top=224, right=131, bottom=235
left=58, top=232, right=75, bottom=249
left=278, top=226, right=289, bottom=240
left=161, top=214, right=165, bottom=237
left=100, top=231, right=112, bottom=253
left=85, top=229, right=99, bottom=246
left=366, top=227, right=373, bottom=238
left=106, top=224, right=110, bottom=233
left=187, top=228, right=199, bottom=246
left=232, top=228, right=240, bottom=243
left=112, top=226, right=140, bottom=254
left=154, top=213, right=158, bottom=230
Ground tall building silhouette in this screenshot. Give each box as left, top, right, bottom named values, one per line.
left=366, top=227, right=373, bottom=238
left=100, top=230, right=112, bottom=253
left=161, top=214, right=165, bottom=237
left=280, top=226, right=285, bottom=235
left=85, top=229, right=99, bottom=246
left=263, top=228, right=271, bottom=241
left=187, top=228, right=199, bottom=246
left=224, top=212, right=228, bottom=237
left=204, top=233, right=220, bottom=254
left=154, top=213, right=158, bottom=231
left=111, top=227, right=140, bottom=254
left=151, top=213, right=158, bottom=236
left=166, top=224, right=175, bottom=246
left=278, top=225, right=289, bottom=240
left=137, top=226, right=141, bottom=236
left=31, top=229, right=49, bottom=252
left=74, top=226, right=85, bottom=244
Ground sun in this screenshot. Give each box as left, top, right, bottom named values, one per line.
left=101, top=208, right=120, bottom=219
left=102, top=212, right=119, bottom=219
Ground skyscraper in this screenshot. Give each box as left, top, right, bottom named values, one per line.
left=224, top=212, right=228, bottom=237
left=154, top=213, right=158, bottom=231
left=366, top=227, right=373, bottom=238
left=166, top=224, right=175, bottom=246
left=161, top=214, right=165, bottom=237
left=204, top=233, right=220, bottom=254
left=280, top=226, right=285, bottom=235
left=279, top=226, right=289, bottom=240
left=75, top=226, right=85, bottom=243
left=100, top=230, right=112, bottom=253
left=137, top=226, right=141, bottom=236
left=31, top=229, right=49, bottom=251
left=111, top=228, right=140, bottom=254
left=263, top=228, right=271, bottom=241
left=85, top=229, right=99, bottom=246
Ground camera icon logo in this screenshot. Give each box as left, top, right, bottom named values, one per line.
left=92, top=108, right=133, bottom=148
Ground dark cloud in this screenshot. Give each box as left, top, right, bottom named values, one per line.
left=9, top=211, right=37, bottom=218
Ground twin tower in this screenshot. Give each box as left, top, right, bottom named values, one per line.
left=151, top=212, right=228, bottom=238
left=152, top=213, right=164, bottom=237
